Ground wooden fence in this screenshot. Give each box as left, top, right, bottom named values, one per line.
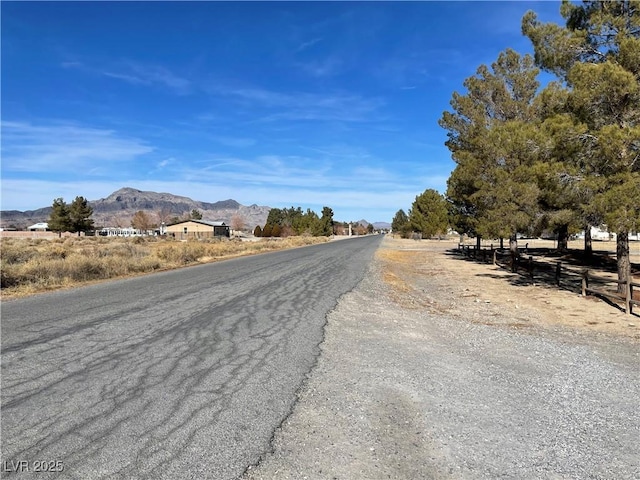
left=581, top=271, right=640, bottom=315
left=457, top=244, right=639, bottom=315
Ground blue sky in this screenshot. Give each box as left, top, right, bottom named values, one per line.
left=1, top=1, right=564, bottom=223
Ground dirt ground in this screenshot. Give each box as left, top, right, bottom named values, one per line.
left=379, top=237, right=640, bottom=340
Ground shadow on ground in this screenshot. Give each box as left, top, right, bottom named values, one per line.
left=446, top=246, right=640, bottom=317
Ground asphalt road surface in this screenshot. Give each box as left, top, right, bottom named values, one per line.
left=1, top=235, right=382, bottom=479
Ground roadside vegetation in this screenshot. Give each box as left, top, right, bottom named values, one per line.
left=393, top=2, right=640, bottom=293
left=0, top=235, right=328, bottom=299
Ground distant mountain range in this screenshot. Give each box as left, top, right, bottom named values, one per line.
left=0, top=187, right=271, bottom=230
left=0, top=187, right=391, bottom=231
left=355, top=219, right=391, bottom=230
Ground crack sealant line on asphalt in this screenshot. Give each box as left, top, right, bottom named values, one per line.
left=239, top=256, right=377, bottom=479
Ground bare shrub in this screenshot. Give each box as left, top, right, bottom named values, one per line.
left=1, top=239, right=37, bottom=264
left=155, top=242, right=205, bottom=265
left=46, top=245, right=69, bottom=260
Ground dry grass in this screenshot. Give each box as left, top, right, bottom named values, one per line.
left=377, top=249, right=421, bottom=307
left=1, top=235, right=328, bottom=299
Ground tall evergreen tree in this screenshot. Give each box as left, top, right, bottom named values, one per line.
left=409, top=189, right=449, bottom=239
left=317, top=206, right=334, bottom=236
left=298, top=209, right=320, bottom=236
left=68, top=196, right=94, bottom=235
left=440, top=49, right=541, bottom=257
left=391, top=209, right=410, bottom=237
left=266, top=208, right=285, bottom=227
left=48, top=198, right=71, bottom=236
left=523, top=0, right=640, bottom=290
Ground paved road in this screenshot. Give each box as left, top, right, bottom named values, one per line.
left=1, top=235, right=382, bottom=479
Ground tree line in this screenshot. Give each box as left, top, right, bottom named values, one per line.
left=253, top=206, right=335, bottom=237
left=396, top=1, right=639, bottom=290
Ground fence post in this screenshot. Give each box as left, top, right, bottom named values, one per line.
left=493, top=249, right=497, bottom=266
left=555, top=261, right=561, bottom=287
left=528, top=256, right=534, bottom=280
left=582, top=270, right=588, bottom=297
left=625, top=278, right=631, bottom=315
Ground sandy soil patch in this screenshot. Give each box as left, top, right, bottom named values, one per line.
left=378, top=237, right=639, bottom=340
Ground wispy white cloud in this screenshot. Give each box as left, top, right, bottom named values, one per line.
left=296, top=37, right=323, bottom=53
left=1, top=121, right=154, bottom=174
left=211, top=136, right=256, bottom=148
left=102, top=71, right=148, bottom=85
left=296, top=55, right=343, bottom=78
left=209, top=84, right=383, bottom=123
left=60, top=61, right=83, bottom=69
left=157, top=158, right=173, bottom=169
left=62, top=59, right=191, bottom=94
left=99, top=64, right=191, bottom=95
left=299, top=144, right=372, bottom=161
left=117, top=62, right=191, bottom=93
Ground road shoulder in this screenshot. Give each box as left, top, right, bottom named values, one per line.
left=243, top=237, right=640, bottom=480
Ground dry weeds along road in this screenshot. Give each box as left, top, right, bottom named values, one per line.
left=244, top=237, right=640, bottom=480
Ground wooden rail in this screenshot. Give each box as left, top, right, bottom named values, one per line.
left=581, top=270, right=639, bottom=315
left=457, top=244, right=639, bottom=315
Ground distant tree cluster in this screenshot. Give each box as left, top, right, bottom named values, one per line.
left=48, top=196, right=95, bottom=236
left=253, top=206, right=334, bottom=237
left=438, top=1, right=639, bottom=289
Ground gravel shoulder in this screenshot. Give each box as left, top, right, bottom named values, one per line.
left=243, top=237, right=640, bottom=480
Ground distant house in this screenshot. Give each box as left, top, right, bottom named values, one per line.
left=27, top=222, right=49, bottom=231
left=164, top=220, right=230, bottom=239
left=99, top=227, right=145, bottom=237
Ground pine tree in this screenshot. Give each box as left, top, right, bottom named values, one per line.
left=523, top=0, right=640, bottom=290
left=68, top=196, right=94, bottom=236
left=391, top=209, right=411, bottom=238
left=253, top=225, right=262, bottom=237
left=317, top=207, right=334, bottom=236
left=48, top=198, right=71, bottom=236
left=266, top=208, right=285, bottom=227
left=440, top=49, right=541, bottom=257
left=409, top=189, right=449, bottom=239
left=262, top=224, right=273, bottom=237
